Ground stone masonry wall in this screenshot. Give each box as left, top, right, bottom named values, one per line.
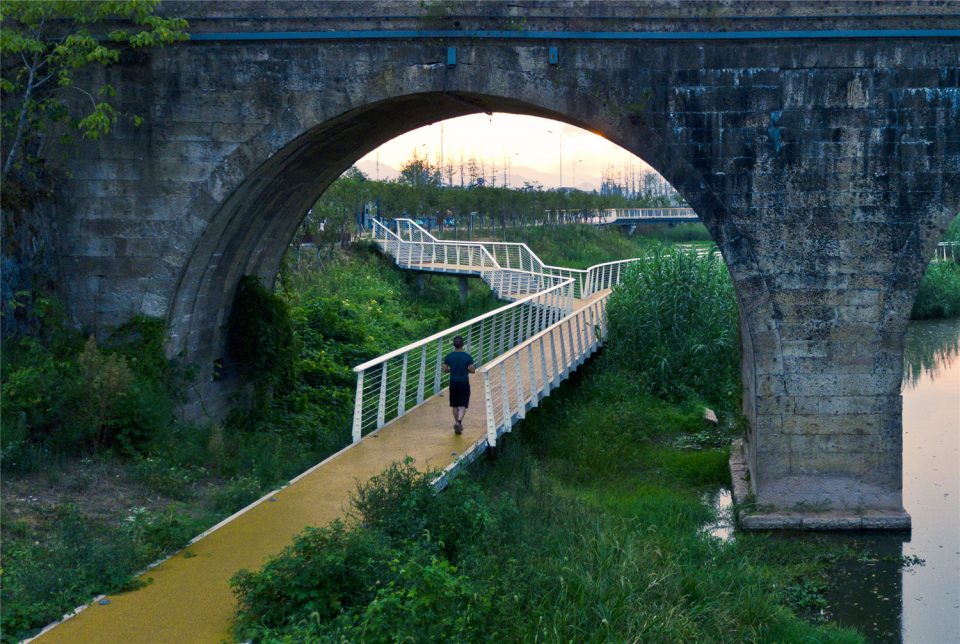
left=50, top=2, right=960, bottom=518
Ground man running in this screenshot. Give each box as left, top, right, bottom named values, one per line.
left=442, top=335, right=475, bottom=434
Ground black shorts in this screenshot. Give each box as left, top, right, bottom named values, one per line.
left=449, top=380, right=470, bottom=408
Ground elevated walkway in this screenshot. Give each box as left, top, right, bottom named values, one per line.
left=34, top=220, right=640, bottom=643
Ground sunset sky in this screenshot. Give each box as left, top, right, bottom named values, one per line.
left=355, top=112, right=656, bottom=191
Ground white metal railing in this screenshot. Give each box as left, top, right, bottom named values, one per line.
left=355, top=217, right=671, bottom=445
left=374, top=219, right=569, bottom=300
left=935, top=241, right=959, bottom=261
left=598, top=207, right=698, bottom=223
left=479, top=294, right=609, bottom=447
left=350, top=278, right=575, bottom=441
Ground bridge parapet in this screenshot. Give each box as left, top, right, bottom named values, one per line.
left=167, top=1, right=960, bottom=37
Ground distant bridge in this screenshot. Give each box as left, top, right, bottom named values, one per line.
left=596, top=207, right=700, bottom=226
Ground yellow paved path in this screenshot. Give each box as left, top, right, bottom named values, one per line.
left=38, top=292, right=607, bottom=643
left=36, top=379, right=487, bottom=644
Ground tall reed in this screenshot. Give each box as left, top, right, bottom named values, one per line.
left=604, top=244, right=739, bottom=406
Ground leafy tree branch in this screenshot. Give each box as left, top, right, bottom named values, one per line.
left=0, top=0, right=188, bottom=182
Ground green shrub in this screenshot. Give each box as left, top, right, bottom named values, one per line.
left=211, top=476, right=265, bottom=515
left=131, top=457, right=203, bottom=500
left=330, top=552, right=491, bottom=642
left=351, top=458, right=498, bottom=561
left=122, top=506, right=206, bottom=562
left=231, top=460, right=506, bottom=641
left=232, top=521, right=395, bottom=638
left=604, top=244, right=740, bottom=405
left=0, top=317, right=181, bottom=465
left=634, top=222, right=714, bottom=243
left=911, top=260, right=960, bottom=319
left=350, top=458, right=438, bottom=541
left=227, top=275, right=298, bottom=388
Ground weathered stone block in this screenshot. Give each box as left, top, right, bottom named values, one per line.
left=791, top=451, right=879, bottom=477
left=789, top=433, right=882, bottom=454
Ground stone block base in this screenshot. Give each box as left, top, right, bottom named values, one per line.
left=729, top=440, right=911, bottom=531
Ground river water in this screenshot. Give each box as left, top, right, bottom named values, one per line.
left=827, top=319, right=960, bottom=643
left=705, top=320, right=960, bottom=640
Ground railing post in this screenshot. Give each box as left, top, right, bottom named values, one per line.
left=548, top=328, right=560, bottom=388
left=573, top=313, right=584, bottom=363
left=496, top=313, right=506, bottom=356
left=484, top=371, right=497, bottom=447
left=352, top=371, right=365, bottom=442
left=559, top=319, right=570, bottom=378
left=527, top=344, right=538, bottom=403
left=587, top=305, right=597, bottom=353
left=398, top=353, right=408, bottom=416
left=417, top=346, right=427, bottom=404
left=540, top=336, right=551, bottom=394
left=434, top=338, right=444, bottom=394
left=514, top=353, right=526, bottom=419
left=377, top=362, right=388, bottom=428
left=479, top=317, right=488, bottom=365
left=598, top=299, right=608, bottom=342
left=500, top=365, right=513, bottom=431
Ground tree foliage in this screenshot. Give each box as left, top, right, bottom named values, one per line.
left=0, top=0, right=188, bottom=183
left=296, top=162, right=679, bottom=247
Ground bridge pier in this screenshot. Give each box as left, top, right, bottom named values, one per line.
left=415, top=273, right=426, bottom=293
left=722, top=195, right=945, bottom=529
left=458, top=276, right=469, bottom=306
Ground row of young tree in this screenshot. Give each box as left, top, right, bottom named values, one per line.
left=298, top=155, right=683, bottom=246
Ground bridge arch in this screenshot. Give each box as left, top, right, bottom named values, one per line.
left=166, top=90, right=764, bottom=380
left=49, top=10, right=960, bottom=525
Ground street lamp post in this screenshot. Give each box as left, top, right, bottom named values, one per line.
left=547, top=129, right=563, bottom=188
left=573, top=159, right=583, bottom=191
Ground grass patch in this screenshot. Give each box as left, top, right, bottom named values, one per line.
left=231, top=436, right=865, bottom=642
left=911, top=260, right=960, bottom=319
left=604, top=244, right=740, bottom=406
left=0, top=243, right=501, bottom=643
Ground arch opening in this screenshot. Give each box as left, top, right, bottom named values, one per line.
left=167, top=91, right=745, bottom=374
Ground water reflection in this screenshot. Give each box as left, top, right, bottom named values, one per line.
left=902, top=319, right=960, bottom=388
left=825, top=534, right=910, bottom=643
left=825, top=318, right=960, bottom=643
left=702, top=487, right=735, bottom=542
left=899, top=318, right=960, bottom=644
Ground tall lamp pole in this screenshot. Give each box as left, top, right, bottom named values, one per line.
left=573, top=159, right=583, bottom=191
left=547, top=129, right=563, bottom=188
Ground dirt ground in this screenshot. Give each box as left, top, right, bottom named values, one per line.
left=1, top=456, right=220, bottom=534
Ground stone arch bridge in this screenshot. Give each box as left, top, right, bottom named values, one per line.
left=51, top=1, right=959, bottom=525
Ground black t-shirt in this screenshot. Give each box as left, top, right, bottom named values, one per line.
left=444, top=351, right=474, bottom=383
